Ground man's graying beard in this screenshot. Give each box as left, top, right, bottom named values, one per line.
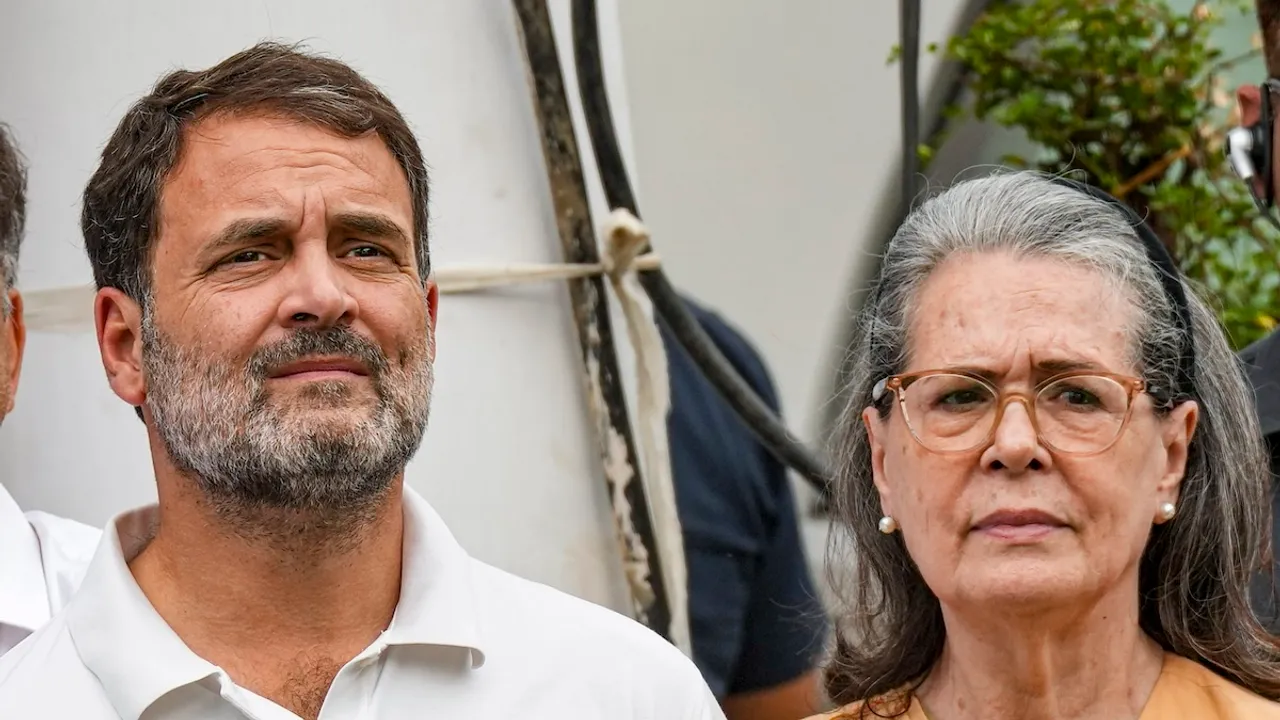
left=141, top=311, right=433, bottom=525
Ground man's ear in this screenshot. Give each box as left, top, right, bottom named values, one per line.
left=1234, top=85, right=1267, bottom=198
left=863, top=406, right=894, bottom=519
left=425, top=278, right=438, bottom=363
left=96, top=288, right=146, bottom=408
left=2, top=288, right=25, bottom=416
left=1239, top=84, right=1263, bottom=127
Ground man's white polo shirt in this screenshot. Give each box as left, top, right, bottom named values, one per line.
left=0, top=485, right=725, bottom=719
left=0, top=484, right=100, bottom=656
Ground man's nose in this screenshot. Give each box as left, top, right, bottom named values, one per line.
left=276, top=243, right=358, bottom=329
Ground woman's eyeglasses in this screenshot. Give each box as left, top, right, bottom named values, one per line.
left=871, top=369, right=1169, bottom=455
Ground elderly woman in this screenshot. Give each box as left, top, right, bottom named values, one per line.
left=813, top=170, right=1280, bottom=719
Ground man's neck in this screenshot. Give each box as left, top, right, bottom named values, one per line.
left=129, top=463, right=406, bottom=720
left=916, top=580, right=1166, bottom=720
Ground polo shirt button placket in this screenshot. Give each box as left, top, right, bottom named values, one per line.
left=317, top=648, right=384, bottom=720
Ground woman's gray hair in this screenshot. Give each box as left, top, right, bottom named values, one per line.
left=824, top=169, right=1280, bottom=709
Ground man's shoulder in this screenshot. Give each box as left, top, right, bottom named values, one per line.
left=469, top=561, right=711, bottom=669
left=471, top=559, right=680, bottom=650
left=466, top=560, right=723, bottom=715
left=24, top=510, right=102, bottom=611
left=25, top=510, right=101, bottom=561
left=0, top=611, right=73, bottom=678
left=0, top=614, right=108, bottom=715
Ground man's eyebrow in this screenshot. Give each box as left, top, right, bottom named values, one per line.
left=204, top=217, right=290, bottom=256
left=333, top=212, right=411, bottom=245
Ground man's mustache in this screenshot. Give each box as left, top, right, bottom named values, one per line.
left=246, top=327, right=391, bottom=383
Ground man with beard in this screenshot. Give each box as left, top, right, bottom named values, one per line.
left=0, top=123, right=101, bottom=657
left=0, top=43, right=723, bottom=720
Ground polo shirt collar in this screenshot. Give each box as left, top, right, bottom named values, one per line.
left=0, top=484, right=53, bottom=635
left=66, top=505, right=220, bottom=720
left=382, top=487, right=486, bottom=667
left=65, top=485, right=487, bottom=720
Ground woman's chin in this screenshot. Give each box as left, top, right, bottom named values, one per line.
left=942, top=556, right=1102, bottom=613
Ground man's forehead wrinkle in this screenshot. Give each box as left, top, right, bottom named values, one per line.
left=211, top=136, right=376, bottom=175
left=302, top=184, right=326, bottom=222
left=182, top=123, right=375, bottom=179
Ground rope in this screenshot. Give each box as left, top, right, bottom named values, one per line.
left=596, top=209, right=689, bottom=657
left=18, top=208, right=692, bottom=657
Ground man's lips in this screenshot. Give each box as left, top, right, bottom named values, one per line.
left=268, top=357, right=370, bottom=379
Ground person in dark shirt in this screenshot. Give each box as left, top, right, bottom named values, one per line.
left=1239, top=329, right=1280, bottom=632
left=663, top=298, right=829, bottom=720
left=1233, top=0, right=1280, bottom=633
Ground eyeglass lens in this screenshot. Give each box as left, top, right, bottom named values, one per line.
left=899, top=374, right=1131, bottom=453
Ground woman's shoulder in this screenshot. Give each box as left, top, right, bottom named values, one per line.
left=804, top=691, right=922, bottom=720
left=1145, top=654, right=1280, bottom=719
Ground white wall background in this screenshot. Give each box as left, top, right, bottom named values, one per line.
left=618, top=1, right=968, bottom=443
left=1, top=0, right=971, bottom=606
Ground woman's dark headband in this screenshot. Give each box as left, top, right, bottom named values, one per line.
left=1048, top=176, right=1197, bottom=403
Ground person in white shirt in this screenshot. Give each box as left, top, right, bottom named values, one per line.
left=0, top=43, right=723, bottom=720
left=0, top=123, right=101, bottom=657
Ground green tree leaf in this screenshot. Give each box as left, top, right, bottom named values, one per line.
left=893, top=0, right=1276, bottom=350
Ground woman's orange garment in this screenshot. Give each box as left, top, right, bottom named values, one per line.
left=810, top=653, right=1280, bottom=719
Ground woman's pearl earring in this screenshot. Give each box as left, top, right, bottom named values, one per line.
left=1157, top=502, right=1177, bottom=523
left=878, top=516, right=898, bottom=534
